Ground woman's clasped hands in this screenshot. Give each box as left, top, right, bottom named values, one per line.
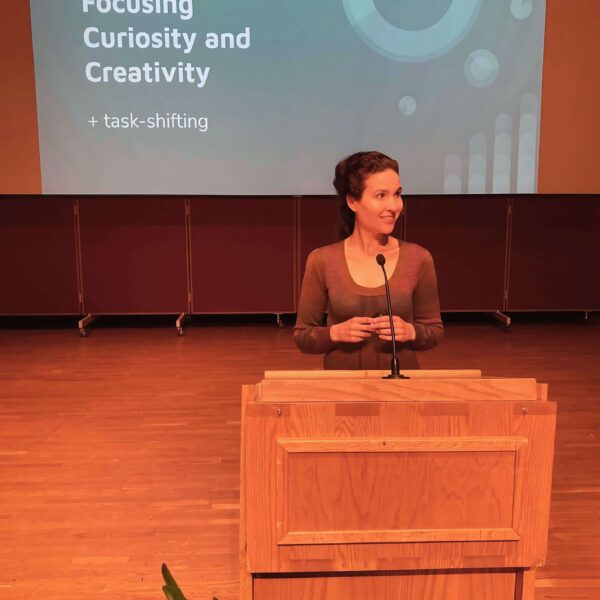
left=329, top=315, right=416, bottom=344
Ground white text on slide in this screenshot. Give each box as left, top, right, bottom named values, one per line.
left=88, top=112, right=209, bottom=132
left=82, top=0, right=194, bottom=21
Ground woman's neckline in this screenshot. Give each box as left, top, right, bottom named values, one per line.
left=341, top=238, right=401, bottom=291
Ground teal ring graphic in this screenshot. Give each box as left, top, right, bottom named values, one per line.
left=342, top=0, right=483, bottom=62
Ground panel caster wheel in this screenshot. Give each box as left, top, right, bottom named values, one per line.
left=78, top=314, right=96, bottom=337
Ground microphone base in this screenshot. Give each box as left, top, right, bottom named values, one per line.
left=384, top=357, right=407, bottom=379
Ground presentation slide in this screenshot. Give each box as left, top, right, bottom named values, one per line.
left=29, top=0, right=546, bottom=195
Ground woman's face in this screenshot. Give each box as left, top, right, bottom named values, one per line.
left=347, top=169, right=403, bottom=235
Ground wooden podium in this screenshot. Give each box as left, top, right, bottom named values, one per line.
left=240, top=370, right=556, bottom=599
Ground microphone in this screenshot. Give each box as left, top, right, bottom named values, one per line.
left=376, top=254, right=408, bottom=379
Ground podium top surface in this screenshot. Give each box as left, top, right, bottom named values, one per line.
left=264, top=369, right=482, bottom=380
left=250, top=370, right=549, bottom=404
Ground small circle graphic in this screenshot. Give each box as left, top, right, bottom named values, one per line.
left=464, top=49, right=499, bottom=88
left=342, top=0, right=483, bottom=62
left=510, top=0, right=533, bottom=20
left=398, top=96, right=416, bottom=116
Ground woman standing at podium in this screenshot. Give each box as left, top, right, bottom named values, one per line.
left=294, top=151, right=443, bottom=369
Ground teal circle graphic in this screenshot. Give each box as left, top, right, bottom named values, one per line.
left=342, top=0, right=483, bottom=62
left=398, top=96, right=416, bottom=116
left=464, top=49, right=499, bottom=88
left=510, top=0, right=533, bottom=20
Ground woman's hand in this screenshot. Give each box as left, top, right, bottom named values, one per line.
left=372, top=315, right=416, bottom=342
left=329, top=317, right=375, bottom=343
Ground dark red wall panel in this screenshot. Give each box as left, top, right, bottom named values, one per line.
left=2, top=194, right=597, bottom=316
left=0, top=197, right=79, bottom=314
left=190, top=197, right=295, bottom=313
left=508, top=197, right=600, bottom=310
left=298, top=196, right=340, bottom=283
left=405, top=196, right=508, bottom=311
left=78, top=198, right=188, bottom=313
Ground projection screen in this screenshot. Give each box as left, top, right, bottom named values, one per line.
left=29, top=0, right=547, bottom=195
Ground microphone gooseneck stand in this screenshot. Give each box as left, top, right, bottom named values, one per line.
left=376, top=253, right=409, bottom=380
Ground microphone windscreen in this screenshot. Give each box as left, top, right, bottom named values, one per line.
left=376, top=253, right=386, bottom=266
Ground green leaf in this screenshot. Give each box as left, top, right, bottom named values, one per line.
left=162, top=585, right=176, bottom=600
left=161, top=564, right=187, bottom=600
left=163, top=584, right=187, bottom=600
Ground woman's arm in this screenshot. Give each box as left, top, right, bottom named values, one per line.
left=407, top=250, right=444, bottom=351
left=293, top=249, right=336, bottom=354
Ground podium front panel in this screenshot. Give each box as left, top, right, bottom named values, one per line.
left=242, top=376, right=556, bottom=574
left=276, top=437, right=523, bottom=546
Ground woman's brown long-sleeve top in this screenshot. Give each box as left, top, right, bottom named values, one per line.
left=294, top=239, right=443, bottom=369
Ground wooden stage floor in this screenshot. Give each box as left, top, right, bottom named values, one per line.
left=1, top=316, right=599, bottom=599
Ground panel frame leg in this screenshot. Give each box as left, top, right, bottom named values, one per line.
left=176, top=312, right=187, bottom=336
left=492, top=310, right=512, bottom=328
left=78, top=313, right=97, bottom=337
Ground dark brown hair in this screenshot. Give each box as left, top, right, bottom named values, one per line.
left=333, top=151, right=399, bottom=238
